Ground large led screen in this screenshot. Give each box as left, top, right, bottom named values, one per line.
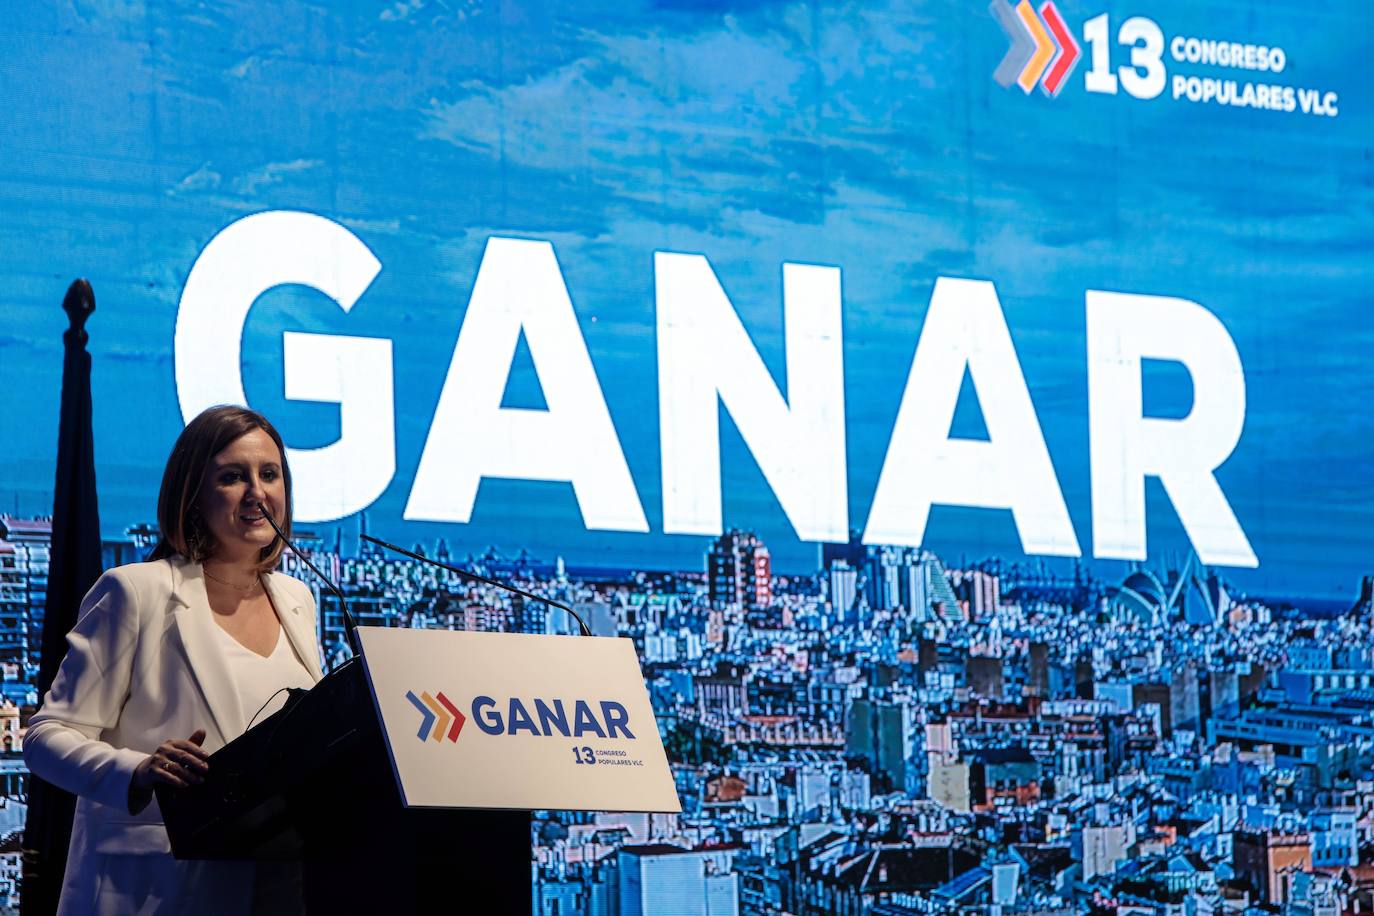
left=2, top=0, right=1371, bottom=912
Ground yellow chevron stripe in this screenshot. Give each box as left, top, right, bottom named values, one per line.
left=421, top=692, right=449, bottom=743
left=1015, top=0, right=1054, bottom=93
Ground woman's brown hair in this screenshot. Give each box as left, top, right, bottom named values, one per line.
left=149, top=405, right=292, bottom=570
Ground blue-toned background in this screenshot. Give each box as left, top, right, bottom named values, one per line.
left=1, top=0, right=1370, bottom=599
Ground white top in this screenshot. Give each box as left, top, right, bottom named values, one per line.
left=212, top=621, right=316, bottom=730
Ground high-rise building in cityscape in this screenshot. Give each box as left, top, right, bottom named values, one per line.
left=618, top=845, right=739, bottom=916
left=0, top=516, right=49, bottom=674
left=706, top=530, right=770, bottom=612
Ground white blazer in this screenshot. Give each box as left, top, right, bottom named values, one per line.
left=24, top=556, right=324, bottom=915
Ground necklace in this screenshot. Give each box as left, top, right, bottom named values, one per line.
left=203, top=567, right=262, bottom=594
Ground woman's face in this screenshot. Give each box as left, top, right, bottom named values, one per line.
left=195, top=428, right=286, bottom=564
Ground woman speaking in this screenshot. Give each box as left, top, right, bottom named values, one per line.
left=24, top=406, right=323, bottom=914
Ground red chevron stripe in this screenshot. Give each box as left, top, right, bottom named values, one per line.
left=1039, top=2, right=1079, bottom=96
left=435, top=691, right=466, bottom=742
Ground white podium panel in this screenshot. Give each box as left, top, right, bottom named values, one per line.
left=357, top=626, right=681, bottom=812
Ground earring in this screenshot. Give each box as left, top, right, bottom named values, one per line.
left=187, top=510, right=206, bottom=560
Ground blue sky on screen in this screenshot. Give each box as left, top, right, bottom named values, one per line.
left=0, top=0, right=1370, bottom=597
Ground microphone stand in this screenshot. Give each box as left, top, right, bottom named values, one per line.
left=259, top=506, right=363, bottom=660
left=359, top=533, right=593, bottom=637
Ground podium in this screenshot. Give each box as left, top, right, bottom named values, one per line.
left=157, top=627, right=680, bottom=914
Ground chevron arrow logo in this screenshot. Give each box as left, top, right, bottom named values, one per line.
left=406, top=690, right=466, bottom=742
left=991, top=0, right=1080, bottom=97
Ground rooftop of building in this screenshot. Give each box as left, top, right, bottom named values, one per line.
left=617, top=843, right=694, bottom=857
left=818, top=843, right=982, bottom=892
left=966, top=746, right=1035, bottom=765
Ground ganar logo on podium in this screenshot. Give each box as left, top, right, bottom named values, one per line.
left=364, top=629, right=680, bottom=811
left=471, top=696, right=637, bottom=740
left=404, top=691, right=638, bottom=744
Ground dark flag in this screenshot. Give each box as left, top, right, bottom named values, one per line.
left=22, top=280, right=103, bottom=915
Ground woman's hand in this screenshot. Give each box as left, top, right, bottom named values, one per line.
left=132, top=729, right=209, bottom=789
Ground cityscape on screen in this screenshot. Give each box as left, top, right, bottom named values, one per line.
left=2, top=514, right=1372, bottom=913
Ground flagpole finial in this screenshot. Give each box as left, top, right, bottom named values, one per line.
left=61, top=279, right=95, bottom=345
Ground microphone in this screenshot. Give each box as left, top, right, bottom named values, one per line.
left=359, top=533, right=593, bottom=637
left=258, top=504, right=363, bottom=659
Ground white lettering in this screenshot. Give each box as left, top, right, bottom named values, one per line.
left=174, top=210, right=394, bottom=522
left=863, top=278, right=1080, bottom=556
left=655, top=253, right=848, bottom=541
left=405, top=237, right=648, bottom=531
left=1086, top=290, right=1256, bottom=567
left=281, top=332, right=395, bottom=521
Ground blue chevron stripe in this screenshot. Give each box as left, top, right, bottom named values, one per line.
left=406, top=690, right=435, bottom=740
left=991, top=0, right=1034, bottom=88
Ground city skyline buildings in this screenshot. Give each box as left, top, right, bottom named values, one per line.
left=8, top=497, right=1363, bottom=620
left=5, top=507, right=1374, bottom=911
